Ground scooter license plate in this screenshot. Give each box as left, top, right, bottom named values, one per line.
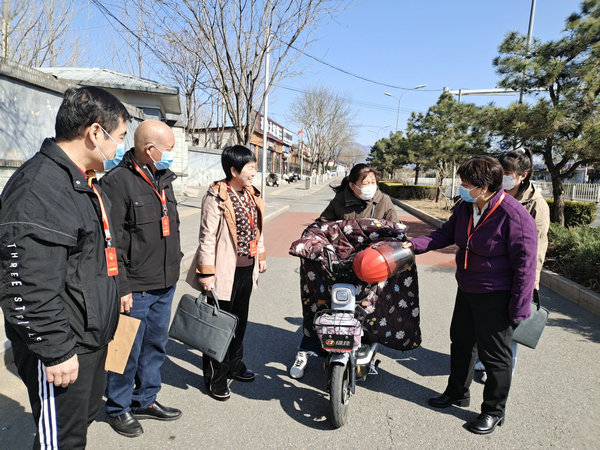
left=321, top=334, right=354, bottom=352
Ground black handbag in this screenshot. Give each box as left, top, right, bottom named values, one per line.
left=169, top=289, right=238, bottom=363
left=512, top=290, right=548, bottom=349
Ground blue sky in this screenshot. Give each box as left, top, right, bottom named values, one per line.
left=79, top=0, right=581, bottom=147
left=265, top=0, right=581, bottom=146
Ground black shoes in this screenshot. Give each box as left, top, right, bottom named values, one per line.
left=205, top=367, right=255, bottom=400
left=209, top=386, right=231, bottom=401
left=428, top=393, right=471, bottom=408
left=107, top=411, right=143, bottom=438
left=467, top=413, right=504, bottom=434
left=132, top=401, right=182, bottom=421
left=234, top=369, right=256, bottom=382
left=108, top=402, right=181, bottom=437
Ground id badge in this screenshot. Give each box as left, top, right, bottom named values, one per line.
left=105, top=247, right=119, bottom=277
left=161, top=216, right=171, bottom=237
left=249, top=239, right=258, bottom=257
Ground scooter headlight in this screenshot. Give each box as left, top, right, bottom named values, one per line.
left=332, top=287, right=352, bottom=306
left=335, top=290, right=349, bottom=301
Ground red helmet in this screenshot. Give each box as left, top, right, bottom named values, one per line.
left=353, top=240, right=415, bottom=284
left=353, top=247, right=390, bottom=284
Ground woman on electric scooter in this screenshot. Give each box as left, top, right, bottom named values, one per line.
left=289, top=163, right=397, bottom=379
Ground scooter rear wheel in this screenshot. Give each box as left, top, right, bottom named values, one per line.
left=329, top=363, right=350, bottom=428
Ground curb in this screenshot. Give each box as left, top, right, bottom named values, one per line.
left=392, top=198, right=600, bottom=318
left=540, top=269, right=600, bottom=317
left=391, top=198, right=445, bottom=229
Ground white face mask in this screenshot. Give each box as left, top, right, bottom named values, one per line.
left=357, top=184, right=377, bottom=201
left=502, top=175, right=517, bottom=191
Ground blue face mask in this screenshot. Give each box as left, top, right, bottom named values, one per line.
left=103, top=143, right=125, bottom=170
left=150, top=145, right=174, bottom=170
left=459, top=185, right=479, bottom=203
left=97, top=126, right=126, bottom=171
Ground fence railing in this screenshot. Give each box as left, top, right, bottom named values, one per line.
left=533, top=181, right=600, bottom=203
left=409, top=178, right=600, bottom=203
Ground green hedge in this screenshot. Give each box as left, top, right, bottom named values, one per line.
left=546, top=199, right=596, bottom=227
left=379, top=182, right=437, bottom=200
left=546, top=223, right=600, bottom=292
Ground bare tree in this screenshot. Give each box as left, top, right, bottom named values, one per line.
left=153, top=32, right=213, bottom=142
left=1, top=0, right=83, bottom=67
left=142, top=0, right=350, bottom=146
left=290, top=86, right=355, bottom=174
left=338, top=144, right=366, bottom=167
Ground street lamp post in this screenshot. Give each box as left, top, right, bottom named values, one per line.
left=367, top=124, right=392, bottom=141
left=385, top=84, right=426, bottom=133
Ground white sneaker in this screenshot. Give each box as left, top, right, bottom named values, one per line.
left=289, top=351, right=309, bottom=379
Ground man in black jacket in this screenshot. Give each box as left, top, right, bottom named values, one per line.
left=101, top=120, right=183, bottom=437
left=0, top=86, right=129, bottom=448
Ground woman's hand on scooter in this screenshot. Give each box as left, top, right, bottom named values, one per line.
left=402, top=241, right=414, bottom=252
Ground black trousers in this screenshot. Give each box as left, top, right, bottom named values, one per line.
left=203, top=265, right=254, bottom=391
left=444, top=289, right=514, bottom=417
left=11, top=340, right=107, bottom=450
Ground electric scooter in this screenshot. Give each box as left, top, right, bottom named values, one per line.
left=311, top=249, right=378, bottom=428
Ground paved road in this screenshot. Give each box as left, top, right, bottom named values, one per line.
left=1, top=180, right=599, bottom=449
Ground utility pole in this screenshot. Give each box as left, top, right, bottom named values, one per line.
left=2, top=0, right=10, bottom=59
left=299, top=125, right=304, bottom=178
left=519, top=0, right=537, bottom=103
left=260, top=28, right=270, bottom=198
left=137, top=0, right=143, bottom=77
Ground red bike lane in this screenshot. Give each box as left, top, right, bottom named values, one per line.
left=264, top=211, right=457, bottom=268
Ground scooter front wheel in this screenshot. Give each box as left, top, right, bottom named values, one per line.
left=329, top=363, right=350, bottom=428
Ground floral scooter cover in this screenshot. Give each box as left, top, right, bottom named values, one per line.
left=289, top=218, right=421, bottom=352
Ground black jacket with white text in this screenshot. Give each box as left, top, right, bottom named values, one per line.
left=0, top=139, right=120, bottom=365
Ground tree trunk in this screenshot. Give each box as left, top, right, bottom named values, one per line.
left=435, top=170, right=444, bottom=203
left=550, top=175, right=565, bottom=225
left=543, top=139, right=565, bottom=226
left=414, top=163, right=420, bottom=185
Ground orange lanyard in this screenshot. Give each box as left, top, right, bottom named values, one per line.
left=87, top=174, right=113, bottom=246
left=132, top=161, right=168, bottom=217
left=228, top=184, right=255, bottom=231
left=464, top=192, right=505, bottom=270
left=87, top=173, right=119, bottom=276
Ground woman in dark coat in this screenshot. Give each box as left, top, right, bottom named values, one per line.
left=405, top=156, right=537, bottom=435
left=319, top=163, right=397, bottom=222
left=289, top=164, right=398, bottom=379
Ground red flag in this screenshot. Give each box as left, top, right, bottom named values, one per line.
left=297, top=129, right=303, bottom=135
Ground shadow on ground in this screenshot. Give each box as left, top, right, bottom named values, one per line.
left=540, top=287, right=600, bottom=344
left=0, top=394, right=35, bottom=450
left=161, top=320, right=332, bottom=430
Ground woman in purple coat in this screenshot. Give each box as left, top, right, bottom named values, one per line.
left=404, top=156, right=537, bottom=435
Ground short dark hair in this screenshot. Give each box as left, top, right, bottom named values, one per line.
left=333, top=163, right=378, bottom=193
left=498, top=148, right=533, bottom=194
left=221, top=145, right=257, bottom=180
left=457, top=155, right=503, bottom=192
left=55, top=86, right=131, bottom=141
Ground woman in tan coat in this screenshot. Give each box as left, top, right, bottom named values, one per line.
left=186, top=145, right=266, bottom=401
